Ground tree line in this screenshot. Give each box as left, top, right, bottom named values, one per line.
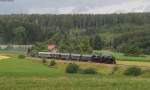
left=0, top=13, right=150, bottom=54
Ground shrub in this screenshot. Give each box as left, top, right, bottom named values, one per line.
left=42, top=58, right=47, bottom=64
left=49, top=60, right=56, bottom=66
left=124, top=67, right=142, bottom=76
left=18, top=55, right=26, bottom=59
left=79, top=68, right=97, bottom=74
left=65, top=63, right=79, bottom=73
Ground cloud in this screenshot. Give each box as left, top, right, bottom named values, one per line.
left=27, top=7, right=76, bottom=14
left=86, top=0, right=150, bottom=14
left=0, top=0, right=150, bottom=14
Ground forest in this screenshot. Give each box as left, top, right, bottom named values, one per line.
left=0, top=13, right=150, bottom=55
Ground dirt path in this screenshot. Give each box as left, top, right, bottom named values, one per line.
left=0, top=55, right=10, bottom=60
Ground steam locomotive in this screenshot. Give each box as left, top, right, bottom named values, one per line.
left=33, top=52, right=116, bottom=64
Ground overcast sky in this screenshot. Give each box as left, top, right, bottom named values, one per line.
left=0, top=0, right=150, bottom=14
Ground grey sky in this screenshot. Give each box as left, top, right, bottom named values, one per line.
left=0, top=0, right=150, bottom=14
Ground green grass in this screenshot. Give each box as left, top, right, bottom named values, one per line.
left=0, top=49, right=27, bottom=55
left=0, top=52, right=150, bottom=90
left=0, top=76, right=150, bottom=90
left=94, top=50, right=150, bottom=62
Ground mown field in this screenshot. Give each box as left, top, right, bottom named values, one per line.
left=0, top=52, right=150, bottom=90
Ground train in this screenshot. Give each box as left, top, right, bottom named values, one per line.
left=31, top=52, right=116, bottom=64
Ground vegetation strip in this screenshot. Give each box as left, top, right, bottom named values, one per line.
left=117, top=64, right=150, bottom=69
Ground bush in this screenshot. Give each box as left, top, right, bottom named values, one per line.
left=65, top=63, right=79, bottom=73
left=42, top=58, right=47, bottom=64
left=49, top=60, right=56, bottom=66
left=18, top=55, right=26, bottom=59
left=79, top=68, right=97, bottom=74
left=124, top=67, right=142, bottom=76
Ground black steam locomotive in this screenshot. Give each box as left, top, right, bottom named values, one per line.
left=34, top=52, right=116, bottom=64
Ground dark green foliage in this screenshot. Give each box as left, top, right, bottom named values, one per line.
left=114, top=29, right=150, bottom=55
left=27, top=48, right=32, bottom=56
left=58, top=29, right=93, bottom=54
left=42, top=58, right=47, bottom=64
left=65, top=63, right=79, bottom=73
left=18, top=55, right=26, bottom=59
left=49, top=60, right=56, bottom=67
left=31, top=43, right=48, bottom=52
left=92, top=35, right=103, bottom=50
left=124, top=67, right=142, bottom=76
left=118, top=44, right=143, bottom=56
left=0, top=14, right=150, bottom=54
left=79, top=68, right=97, bottom=74
left=13, top=26, right=26, bottom=44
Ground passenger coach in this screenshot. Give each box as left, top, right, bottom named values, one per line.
left=37, top=52, right=116, bottom=64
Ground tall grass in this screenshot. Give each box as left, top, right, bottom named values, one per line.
left=0, top=76, right=150, bottom=90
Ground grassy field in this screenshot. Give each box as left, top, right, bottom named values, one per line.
left=0, top=52, right=150, bottom=90
left=94, top=50, right=150, bottom=62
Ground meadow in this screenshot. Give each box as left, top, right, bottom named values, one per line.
left=0, top=52, right=150, bottom=90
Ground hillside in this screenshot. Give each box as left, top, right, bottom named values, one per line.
left=0, top=13, right=150, bottom=54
